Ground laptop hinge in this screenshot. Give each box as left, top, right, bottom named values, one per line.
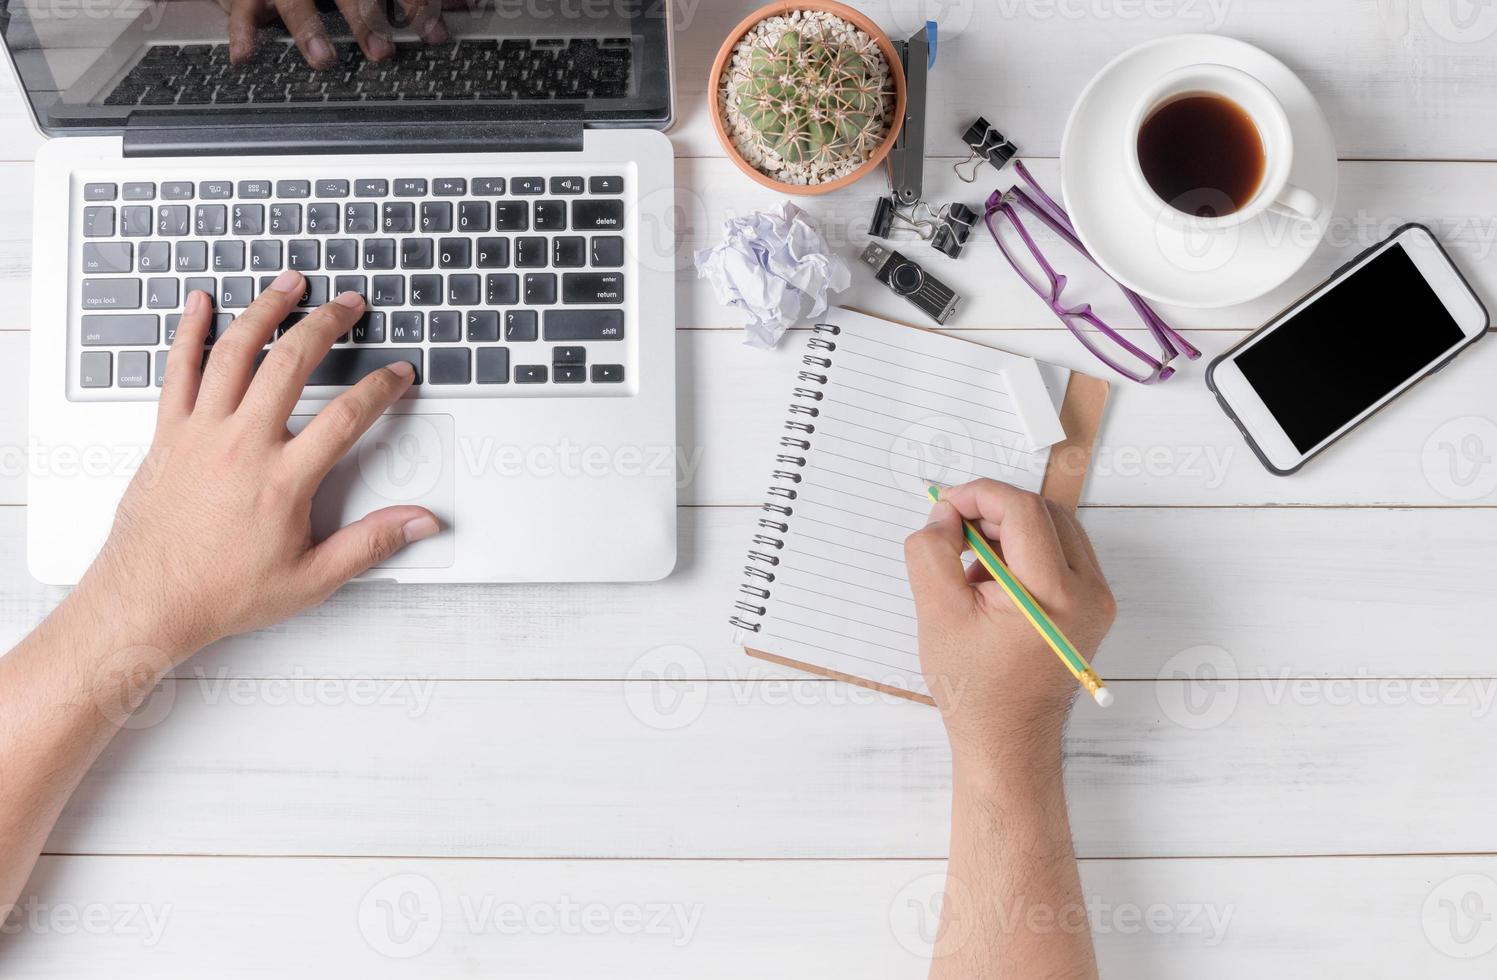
left=122, top=108, right=584, bottom=157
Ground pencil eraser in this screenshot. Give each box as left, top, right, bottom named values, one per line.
left=1093, top=688, right=1114, bottom=708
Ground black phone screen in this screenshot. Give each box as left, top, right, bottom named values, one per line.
left=1234, top=244, right=1467, bottom=453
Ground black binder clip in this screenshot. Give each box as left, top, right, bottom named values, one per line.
left=931, top=203, right=978, bottom=259
left=868, top=195, right=939, bottom=241
left=955, top=117, right=1018, bottom=182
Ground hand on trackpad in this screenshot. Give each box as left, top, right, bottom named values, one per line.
left=290, top=413, right=456, bottom=570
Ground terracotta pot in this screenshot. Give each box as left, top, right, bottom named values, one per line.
left=708, top=0, right=908, bottom=196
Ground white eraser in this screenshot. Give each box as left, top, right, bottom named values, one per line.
left=1001, top=359, right=1067, bottom=450
left=1093, top=688, right=1114, bottom=708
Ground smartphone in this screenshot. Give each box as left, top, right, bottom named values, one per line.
left=1206, top=224, right=1489, bottom=475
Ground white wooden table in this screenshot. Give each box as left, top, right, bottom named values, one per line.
left=5, top=2, right=1497, bottom=975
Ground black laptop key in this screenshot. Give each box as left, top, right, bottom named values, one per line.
left=84, top=183, right=117, bottom=202
left=553, top=236, right=587, bottom=268
left=381, top=202, right=414, bottom=234
left=251, top=239, right=283, bottom=271
left=591, top=363, right=625, bottom=383
left=121, top=206, right=154, bottom=237
left=161, top=181, right=195, bottom=200
left=493, top=203, right=528, bottom=231
left=355, top=179, right=389, bottom=198
left=363, top=238, right=396, bottom=269
left=146, top=278, right=178, bottom=309
left=269, top=203, right=302, bottom=234
left=524, top=273, right=557, bottom=306
left=138, top=241, right=170, bottom=271
left=300, top=275, right=329, bottom=307
left=590, top=236, right=625, bottom=268
left=421, top=202, right=453, bottom=233
left=553, top=346, right=586, bottom=366
left=199, top=180, right=233, bottom=199
left=80, top=351, right=111, bottom=387
left=288, top=240, right=320, bottom=270
left=83, top=243, right=133, bottom=274
left=476, top=347, right=509, bottom=383
left=263, top=348, right=421, bottom=386
left=277, top=180, right=311, bottom=199
left=184, top=277, right=217, bottom=303
left=534, top=200, right=567, bottom=231
left=232, top=204, right=265, bottom=235
left=353, top=311, right=386, bottom=343
left=472, top=178, right=506, bottom=196
left=512, top=177, right=545, bottom=195
left=325, top=239, right=358, bottom=269
left=476, top=237, right=511, bottom=269
left=555, top=365, right=586, bottom=384
left=447, top=274, right=480, bottom=306
left=435, top=178, right=467, bottom=196
left=238, top=180, right=272, bottom=199
left=123, top=182, right=157, bottom=201
left=156, top=206, right=189, bottom=236
left=83, top=206, right=115, bottom=238
left=544, top=309, right=624, bottom=341
left=394, top=178, right=427, bottom=197
left=573, top=199, right=624, bottom=230
left=458, top=201, right=490, bottom=232
left=589, top=176, right=625, bottom=195
left=315, top=179, right=350, bottom=199
left=82, top=278, right=142, bottom=310
left=550, top=176, right=584, bottom=195
left=213, top=240, right=246, bottom=271
left=466, top=310, right=499, bottom=342
left=401, top=238, right=434, bottom=269
left=220, top=277, right=254, bottom=308
left=563, top=272, right=625, bottom=305
left=371, top=275, right=405, bottom=306
left=81, top=314, right=158, bottom=346
left=335, top=275, right=368, bottom=297
left=174, top=241, right=208, bottom=272
left=515, top=237, right=548, bottom=268
left=428, top=348, right=470, bottom=385
left=308, top=203, right=341, bottom=234
left=410, top=274, right=442, bottom=306
left=194, top=204, right=227, bottom=235
left=515, top=364, right=547, bottom=383
left=505, top=310, right=538, bottom=342
left=429, top=311, right=461, bottom=342
left=485, top=273, right=519, bottom=305
left=391, top=311, right=424, bottom=343
left=438, top=238, right=470, bottom=269
left=345, top=203, right=378, bottom=234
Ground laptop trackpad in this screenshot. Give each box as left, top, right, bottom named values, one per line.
left=290, top=413, right=456, bottom=569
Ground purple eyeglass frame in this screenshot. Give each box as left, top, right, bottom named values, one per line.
left=983, top=160, right=1201, bottom=384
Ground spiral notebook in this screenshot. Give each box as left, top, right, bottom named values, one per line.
left=729, top=309, right=1109, bottom=704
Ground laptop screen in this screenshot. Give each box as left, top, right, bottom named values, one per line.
left=1, top=0, right=672, bottom=135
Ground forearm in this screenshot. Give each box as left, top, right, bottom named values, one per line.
left=929, top=740, right=1098, bottom=980
left=0, top=588, right=175, bottom=914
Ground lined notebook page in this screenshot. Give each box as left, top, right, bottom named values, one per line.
left=736, top=310, right=1071, bottom=698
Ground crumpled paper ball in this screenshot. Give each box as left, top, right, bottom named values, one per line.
left=693, top=203, right=852, bottom=349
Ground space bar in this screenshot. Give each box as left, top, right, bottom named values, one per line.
left=255, top=349, right=423, bottom=386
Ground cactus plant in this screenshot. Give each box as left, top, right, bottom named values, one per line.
left=732, top=27, right=887, bottom=168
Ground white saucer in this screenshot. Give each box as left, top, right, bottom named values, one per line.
left=1060, top=35, right=1338, bottom=309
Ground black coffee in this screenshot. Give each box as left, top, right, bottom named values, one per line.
left=1136, top=95, right=1266, bottom=218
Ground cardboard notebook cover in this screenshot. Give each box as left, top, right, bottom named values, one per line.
left=745, top=312, right=1111, bottom=707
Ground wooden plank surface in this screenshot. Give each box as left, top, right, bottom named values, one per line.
left=10, top=853, right=1496, bottom=979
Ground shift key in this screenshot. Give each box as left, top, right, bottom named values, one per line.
left=544, top=309, right=624, bottom=341
left=81, top=314, right=159, bottom=346
left=82, top=278, right=142, bottom=310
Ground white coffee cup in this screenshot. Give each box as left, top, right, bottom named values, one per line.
left=1124, top=64, right=1321, bottom=230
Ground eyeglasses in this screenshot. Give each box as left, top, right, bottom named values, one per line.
left=983, top=159, right=1200, bottom=384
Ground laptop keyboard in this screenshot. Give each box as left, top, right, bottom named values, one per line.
left=75, top=171, right=632, bottom=397
left=104, top=38, right=634, bottom=107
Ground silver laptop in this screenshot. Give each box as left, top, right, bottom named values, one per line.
left=3, top=0, right=679, bottom=584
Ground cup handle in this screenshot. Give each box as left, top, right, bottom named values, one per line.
left=1268, top=183, right=1321, bottom=222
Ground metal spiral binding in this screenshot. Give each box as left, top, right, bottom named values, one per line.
left=730, top=326, right=837, bottom=635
